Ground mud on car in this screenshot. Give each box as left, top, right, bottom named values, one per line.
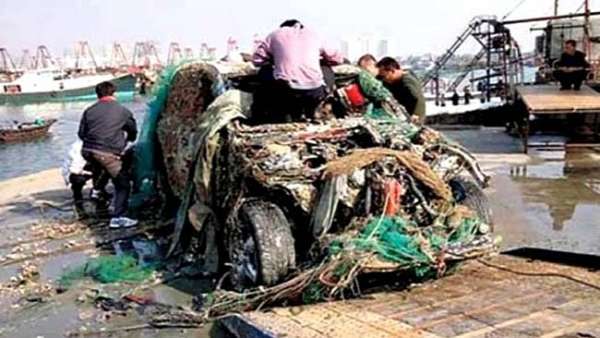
left=154, top=62, right=492, bottom=290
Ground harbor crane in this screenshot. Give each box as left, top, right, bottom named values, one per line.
left=132, top=41, right=163, bottom=71
left=74, top=41, right=98, bottom=71
left=167, top=42, right=183, bottom=65
left=18, top=49, right=33, bottom=71
left=0, top=48, right=17, bottom=74
left=184, top=47, right=194, bottom=59
left=109, top=43, right=129, bottom=70
left=200, top=43, right=216, bottom=61
left=32, top=46, right=56, bottom=70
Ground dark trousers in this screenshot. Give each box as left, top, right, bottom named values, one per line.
left=82, top=149, right=130, bottom=217
left=273, top=82, right=326, bottom=123
left=69, top=171, right=109, bottom=204
left=69, top=173, right=91, bottom=209
left=555, top=70, right=587, bottom=89
left=251, top=65, right=327, bottom=124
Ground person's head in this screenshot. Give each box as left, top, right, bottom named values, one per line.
left=564, top=40, right=577, bottom=55
left=376, top=57, right=402, bottom=83
left=357, top=54, right=378, bottom=76
left=280, top=19, right=303, bottom=29
left=95, top=81, right=116, bottom=99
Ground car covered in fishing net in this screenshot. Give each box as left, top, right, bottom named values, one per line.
left=150, top=61, right=495, bottom=291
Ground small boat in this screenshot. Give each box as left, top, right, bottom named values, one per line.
left=0, top=119, right=57, bottom=143
left=0, top=68, right=136, bottom=105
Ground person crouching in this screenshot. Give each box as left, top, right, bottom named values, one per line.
left=78, top=81, right=138, bottom=229
left=62, top=139, right=111, bottom=218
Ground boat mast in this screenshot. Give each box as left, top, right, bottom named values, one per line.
left=584, top=0, right=592, bottom=58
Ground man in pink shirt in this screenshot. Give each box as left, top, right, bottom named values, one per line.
left=252, top=19, right=343, bottom=123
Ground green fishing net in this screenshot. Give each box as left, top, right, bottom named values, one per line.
left=130, top=65, right=181, bottom=208
left=59, top=255, right=154, bottom=288
left=357, top=71, right=393, bottom=103
left=330, top=216, right=482, bottom=278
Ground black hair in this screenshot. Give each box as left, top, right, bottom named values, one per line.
left=95, top=81, right=116, bottom=98
left=376, top=57, right=401, bottom=71
left=565, top=39, right=577, bottom=47
left=357, top=54, right=377, bottom=65
left=280, top=19, right=303, bottom=28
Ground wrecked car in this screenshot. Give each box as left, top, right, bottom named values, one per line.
left=151, top=62, right=493, bottom=290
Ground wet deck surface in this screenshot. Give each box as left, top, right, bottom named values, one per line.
left=517, top=85, right=600, bottom=113
left=0, top=170, right=220, bottom=337
left=225, top=255, right=600, bottom=337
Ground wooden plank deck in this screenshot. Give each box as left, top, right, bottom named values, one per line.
left=220, top=255, right=600, bottom=338
left=517, top=85, right=600, bottom=114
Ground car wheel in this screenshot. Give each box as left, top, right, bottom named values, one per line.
left=229, top=199, right=296, bottom=290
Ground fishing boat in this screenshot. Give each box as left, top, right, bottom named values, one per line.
left=0, top=119, right=57, bottom=142
left=0, top=68, right=136, bottom=105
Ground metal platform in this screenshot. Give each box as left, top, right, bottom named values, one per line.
left=515, top=85, right=600, bottom=153
left=220, top=255, right=600, bottom=338
left=517, top=84, right=600, bottom=114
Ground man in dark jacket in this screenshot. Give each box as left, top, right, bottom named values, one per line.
left=78, top=81, right=138, bottom=228
left=377, top=57, right=426, bottom=124
left=555, top=40, right=591, bottom=90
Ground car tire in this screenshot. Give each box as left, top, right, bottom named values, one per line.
left=229, top=200, right=296, bottom=290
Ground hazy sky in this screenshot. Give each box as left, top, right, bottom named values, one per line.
left=0, top=0, right=594, bottom=58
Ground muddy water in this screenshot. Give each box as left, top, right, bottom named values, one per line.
left=446, top=128, right=600, bottom=256
left=0, top=231, right=223, bottom=338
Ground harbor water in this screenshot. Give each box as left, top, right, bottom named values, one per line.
left=0, top=98, right=149, bottom=181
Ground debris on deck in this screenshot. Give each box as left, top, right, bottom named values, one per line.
left=220, top=255, right=600, bottom=338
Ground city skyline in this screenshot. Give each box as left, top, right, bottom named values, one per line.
left=0, top=0, right=594, bottom=59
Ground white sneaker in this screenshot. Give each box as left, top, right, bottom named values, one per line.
left=109, top=217, right=139, bottom=229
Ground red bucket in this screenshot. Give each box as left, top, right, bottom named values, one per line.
left=343, top=83, right=366, bottom=107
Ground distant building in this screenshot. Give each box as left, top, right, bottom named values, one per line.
left=340, top=36, right=394, bottom=62
left=377, top=40, right=389, bottom=58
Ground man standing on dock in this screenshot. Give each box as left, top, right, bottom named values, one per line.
left=377, top=57, right=426, bottom=124
left=555, top=40, right=590, bottom=91
left=78, top=81, right=138, bottom=229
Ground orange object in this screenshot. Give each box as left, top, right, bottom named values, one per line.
left=384, top=179, right=404, bottom=216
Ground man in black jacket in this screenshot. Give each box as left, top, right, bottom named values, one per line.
left=78, top=81, right=138, bottom=228
left=555, top=40, right=591, bottom=90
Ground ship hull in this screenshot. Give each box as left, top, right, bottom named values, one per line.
left=0, top=74, right=136, bottom=105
